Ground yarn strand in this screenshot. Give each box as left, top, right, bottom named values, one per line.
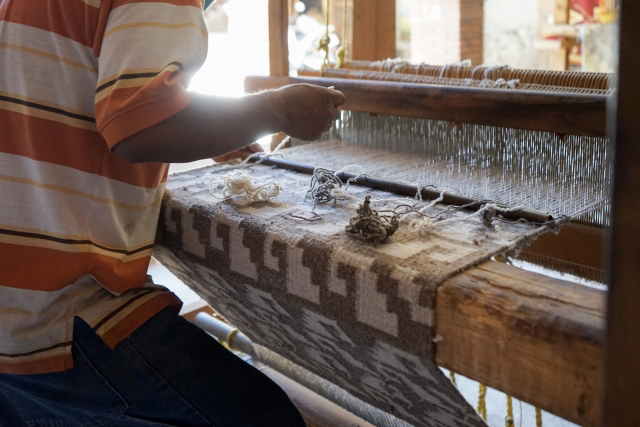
left=505, top=395, right=514, bottom=427
left=335, top=0, right=349, bottom=68
left=478, top=384, right=487, bottom=421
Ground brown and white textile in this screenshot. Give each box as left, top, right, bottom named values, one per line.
left=154, top=144, right=559, bottom=427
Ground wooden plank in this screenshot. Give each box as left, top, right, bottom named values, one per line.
left=258, top=366, right=376, bottom=427
left=351, top=0, right=375, bottom=61
left=376, top=0, right=396, bottom=60
left=522, top=223, right=605, bottom=272
left=244, top=75, right=608, bottom=137
left=436, top=261, right=605, bottom=427
left=603, top=0, right=640, bottom=425
left=268, top=0, right=289, bottom=76
left=351, top=0, right=396, bottom=60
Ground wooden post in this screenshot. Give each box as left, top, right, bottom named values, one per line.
left=603, top=0, right=640, bottom=426
left=268, top=0, right=289, bottom=76
left=351, top=0, right=396, bottom=60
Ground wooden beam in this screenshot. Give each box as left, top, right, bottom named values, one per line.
left=603, top=0, right=640, bottom=425
left=521, top=223, right=605, bottom=273
left=436, top=261, right=605, bottom=427
left=244, top=75, right=608, bottom=137
left=268, top=0, right=289, bottom=76
left=351, top=0, right=396, bottom=60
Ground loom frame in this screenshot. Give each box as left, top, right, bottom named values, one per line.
left=602, top=1, right=640, bottom=426
left=236, top=1, right=636, bottom=425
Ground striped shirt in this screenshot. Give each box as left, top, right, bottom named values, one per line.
left=0, top=0, right=207, bottom=374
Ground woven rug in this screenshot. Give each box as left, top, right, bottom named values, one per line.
left=154, top=143, right=561, bottom=427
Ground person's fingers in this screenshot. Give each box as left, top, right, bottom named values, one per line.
left=213, top=153, right=232, bottom=162
left=331, top=89, right=346, bottom=106
left=324, top=119, right=334, bottom=133
left=328, top=105, right=341, bottom=120
left=320, top=86, right=345, bottom=106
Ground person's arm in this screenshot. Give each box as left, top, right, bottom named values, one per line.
left=113, top=84, right=345, bottom=164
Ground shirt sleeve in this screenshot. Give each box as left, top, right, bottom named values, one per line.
left=94, top=0, right=208, bottom=149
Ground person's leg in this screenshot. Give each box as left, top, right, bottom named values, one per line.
left=0, top=309, right=305, bottom=427
left=76, top=308, right=306, bottom=427
left=0, top=335, right=128, bottom=427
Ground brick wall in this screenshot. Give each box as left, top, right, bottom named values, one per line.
left=408, top=0, right=483, bottom=66
left=459, top=0, right=483, bottom=65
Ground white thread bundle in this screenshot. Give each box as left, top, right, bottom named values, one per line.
left=408, top=217, right=434, bottom=236
left=197, top=171, right=282, bottom=201
left=479, top=78, right=520, bottom=89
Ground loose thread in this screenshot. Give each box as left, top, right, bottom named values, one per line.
left=505, top=395, right=514, bottom=427
left=300, top=165, right=553, bottom=242
left=449, top=370, right=457, bottom=387
left=478, top=384, right=488, bottom=421
left=346, top=196, right=399, bottom=243
left=519, top=401, right=523, bottom=427
left=535, top=407, right=542, bottom=427
left=306, top=167, right=343, bottom=205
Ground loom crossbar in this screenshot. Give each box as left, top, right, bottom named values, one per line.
left=436, top=261, right=604, bottom=427
left=244, top=75, right=608, bottom=137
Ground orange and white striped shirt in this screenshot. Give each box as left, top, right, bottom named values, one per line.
left=0, top=0, right=207, bottom=374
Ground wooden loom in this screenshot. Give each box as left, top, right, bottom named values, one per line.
left=151, top=1, right=639, bottom=427
left=232, top=1, right=638, bottom=426
left=237, top=2, right=597, bottom=426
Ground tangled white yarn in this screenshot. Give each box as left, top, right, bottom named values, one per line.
left=198, top=171, right=282, bottom=202
left=408, top=217, right=434, bottom=236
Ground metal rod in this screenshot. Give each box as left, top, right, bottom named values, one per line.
left=254, top=154, right=554, bottom=224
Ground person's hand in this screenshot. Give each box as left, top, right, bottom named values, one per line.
left=213, top=142, right=263, bottom=163
left=273, top=84, right=345, bottom=141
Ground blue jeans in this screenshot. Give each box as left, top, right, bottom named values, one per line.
left=0, top=308, right=306, bottom=427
